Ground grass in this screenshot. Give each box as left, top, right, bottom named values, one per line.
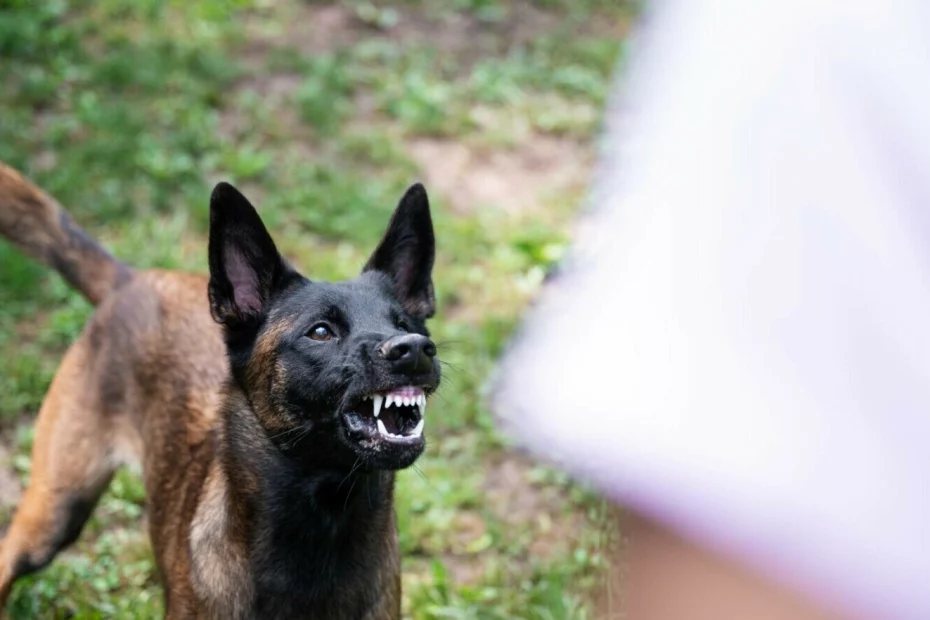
left=0, top=0, right=629, bottom=617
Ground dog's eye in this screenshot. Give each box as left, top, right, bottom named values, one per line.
left=308, top=324, right=334, bottom=341
left=397, top=320, right=410, bottom=332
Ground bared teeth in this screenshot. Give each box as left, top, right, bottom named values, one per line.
left=369, top=388, right=428, bottom=428
left=363, top=388, right=430, bottom=440
left=380, top=389, right=427, bottom=408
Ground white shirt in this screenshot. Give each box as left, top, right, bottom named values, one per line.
left=492, top=1, right=930, bottom=618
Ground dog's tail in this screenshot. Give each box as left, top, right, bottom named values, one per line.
left=0, top=162, right=134, bottom=306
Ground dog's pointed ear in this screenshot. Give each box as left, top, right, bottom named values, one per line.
left=363, top=183, right=436, bottom=319
left=208, top=182, right=292, bottom=328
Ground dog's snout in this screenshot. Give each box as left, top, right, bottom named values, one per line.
left=378, top=334, right=436, bottom=375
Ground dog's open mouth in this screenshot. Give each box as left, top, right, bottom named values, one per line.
left=351, top=386, right=426, bottom=444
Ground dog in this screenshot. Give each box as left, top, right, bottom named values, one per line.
left=0, top=161, right=441, bottom=619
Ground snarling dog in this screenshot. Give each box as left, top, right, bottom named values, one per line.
left=0, top=162, right=441, bottom=618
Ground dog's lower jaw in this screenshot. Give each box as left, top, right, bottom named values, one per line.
left=187, top=399, right=402, bottom=620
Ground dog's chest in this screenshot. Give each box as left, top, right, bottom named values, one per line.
left=188, top=526, right=400, bottom=620
left=187, top=467, right=401, bottom=619
left=247, top=505, right=400, bottom=618
left=187, top=466, right=253, bottom=618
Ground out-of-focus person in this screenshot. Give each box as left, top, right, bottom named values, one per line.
left=492, top=1, right=930, bottom=618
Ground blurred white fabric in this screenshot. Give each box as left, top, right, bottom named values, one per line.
left=491, top=1, right=930, bottom=618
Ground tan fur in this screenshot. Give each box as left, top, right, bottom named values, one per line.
left=244, top=318, right=295, bottom=438
left=189, top=462, right=252, bottom=619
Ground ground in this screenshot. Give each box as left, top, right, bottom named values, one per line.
left=0, top=1, right=631, bottom=617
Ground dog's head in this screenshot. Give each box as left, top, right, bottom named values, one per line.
left=207, top=182, right=440, bottom=471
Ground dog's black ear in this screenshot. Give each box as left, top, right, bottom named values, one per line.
left=363, top=183, right=436, bottom=319
left=208, top=182, right=292, bottom=328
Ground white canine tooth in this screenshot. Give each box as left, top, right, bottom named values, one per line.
left=377, top=419, right=388, bottom=435
left=385, top=394, right=394, bottom=408
left=418, top=394, right=425, bottom=409
left=373, top=394, right=383, bottom=418
left=411, top=419, right=424, bottom=437
left=420, top=397, right=426, bottom=418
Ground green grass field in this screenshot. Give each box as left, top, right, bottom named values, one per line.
left=0, top=1, right=629, bottom=617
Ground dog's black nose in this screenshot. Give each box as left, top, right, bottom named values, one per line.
left=379, top=334, right=436, bottom=375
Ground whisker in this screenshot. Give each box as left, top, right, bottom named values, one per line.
left=267, top=425, right=306, bottom=441
left=433, top=374, right=460, bottom=390
left=280, top=426, right=312, bottom=451
left=343, top=477, right=359, bottom=514
left=434, top=340, right=465, bottom=351
left=337, top=458, right=363, bottom=492
left=412, top=463, right=429, bottom=484
left=293, top=425, right=313, bottom=443
left=438, top=360, right=476, bottom=381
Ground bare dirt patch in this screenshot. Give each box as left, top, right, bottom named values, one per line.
left=408, top=135, right=593, bottom=214
left=242, top=3, right=362, bottom=59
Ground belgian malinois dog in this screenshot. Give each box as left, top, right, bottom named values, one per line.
left=0, top=162, right=440, bottom=618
